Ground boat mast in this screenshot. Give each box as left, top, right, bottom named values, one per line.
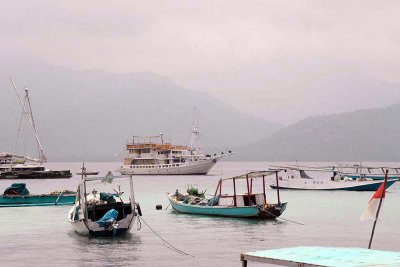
left=10, top=78, right=47, bottom=163
left=188, top=107, right=202, bottom=155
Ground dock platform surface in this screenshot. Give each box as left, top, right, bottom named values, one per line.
left=240, top=246, right=400, bottom=266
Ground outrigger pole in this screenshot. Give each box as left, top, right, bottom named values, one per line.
left=368, top=169, right=388, bottom=249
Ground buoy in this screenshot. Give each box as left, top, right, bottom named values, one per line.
left=156, top=204, right=162, bottom=210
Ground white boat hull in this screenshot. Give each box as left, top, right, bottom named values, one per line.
left=270, top=178, right=397, bottom=191
left=68, top=206, right=135, bottom=237
left=117, top=157, right=220, bottom=175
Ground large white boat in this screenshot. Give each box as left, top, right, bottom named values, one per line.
left=117, top=113, right=232, bottom=175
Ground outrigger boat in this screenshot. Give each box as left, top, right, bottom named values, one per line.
left=269, top=167, right=397, bottom=191
left=274, top=164, right=400, bottom=181
left=0, top=183, right=75, bottom=207
left=68, top=172, right=141, bottom=237
left=336, top=164, right=400, bottom=181
left=167, top=171, right=287, bottom=219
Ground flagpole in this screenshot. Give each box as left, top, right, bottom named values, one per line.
left=368, top=169, right=388, bottom=249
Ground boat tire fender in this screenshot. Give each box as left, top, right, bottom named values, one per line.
left=136, top=202, right=142, bottom=216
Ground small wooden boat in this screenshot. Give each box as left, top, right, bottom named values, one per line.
left=167, top=171, right=287, bottom=219
left=270, top=167, right=397, bottom=191
left=68, top=173, right=140, bottom=237
left=0, top=183, right=75, bottom=207
left=75, top=170, right=99, bottom=176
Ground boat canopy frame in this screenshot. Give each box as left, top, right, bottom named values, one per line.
left=213, top=170, right=282, bottom=207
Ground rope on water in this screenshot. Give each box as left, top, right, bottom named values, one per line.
left=263, top=209, right=305, bottom=226
left=139, top=216, right=194, bottom=257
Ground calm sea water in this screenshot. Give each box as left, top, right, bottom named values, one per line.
left=0, top=162, right=399, bottom=266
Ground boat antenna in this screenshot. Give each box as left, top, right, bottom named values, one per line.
left=10, top=78, right=47, bottom=163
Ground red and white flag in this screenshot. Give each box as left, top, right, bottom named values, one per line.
left=360, top=182, right=386, bottom=221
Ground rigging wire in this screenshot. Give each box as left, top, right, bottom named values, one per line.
left=162, top=108, right=193, bottom=136
left=196, top=109, right=231, bottom=151
left=139, top=216, right=194, bottom=257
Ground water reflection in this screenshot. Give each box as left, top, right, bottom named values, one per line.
left=68, top=230, right=142, bottom=266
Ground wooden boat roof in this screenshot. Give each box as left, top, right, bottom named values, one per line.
left=222, top=170, right=278, bottom=181
left=127, top=143, right=190, bottom=151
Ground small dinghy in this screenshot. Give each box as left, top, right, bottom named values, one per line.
left=75, top=164, right=99, bottom=176
left=167, top=171, right=287, bottom=219
left=68, top=171, right=141, bottom=237
left=75, top=170, right=99, bottom=176
left=0, top=183, right=75, bottom=207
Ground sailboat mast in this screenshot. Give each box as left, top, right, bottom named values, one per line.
left=10, top=78, right=47, bottom=163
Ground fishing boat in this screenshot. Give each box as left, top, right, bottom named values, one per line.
left=117, top=109, right=232, bottom=175
left=0, top=183, right=75, bottom=207
left=0, top=79, right=71, bottom=179
left=68, top=172, right=140, bottom=237
left=336, top=164, right=400, bottom=181
left=167, top=171, right=287, bottom=219
left=274, top=163, right=400, bottom=181
left=75, top=171, right=99, bottom=176
left=269, top=167, right=397, bottom=191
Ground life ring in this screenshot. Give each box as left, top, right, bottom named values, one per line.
left=136, top=202, right=142, bottom=216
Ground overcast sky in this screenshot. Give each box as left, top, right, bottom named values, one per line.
left=1, top=0, right=400, bottom=124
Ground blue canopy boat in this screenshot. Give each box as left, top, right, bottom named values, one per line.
left=0, top=183, right=75, bottom=207
left=167, top=171, right=287, bottom=219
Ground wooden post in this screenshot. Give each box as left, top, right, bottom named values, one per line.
left=219, top=179, right=222, bottom=196
left=263, top=175, right=266, bottom=205
left=213, top=179, right=221, bottom=200
left=275, top=171, right=281, bottom=205
left=368, top=169, right=388, bottom=249
left=246, top=174, right=251, bottom=205
left=250, top=178, right=253, bottom=194
left=233, top=178, right=237, bottom=207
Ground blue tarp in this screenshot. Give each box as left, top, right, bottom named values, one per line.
left=4, top=183, right=29, bottom=195
left=100, top=192, right=116, bottom=204
left=95, top=209, right=118, bottom=227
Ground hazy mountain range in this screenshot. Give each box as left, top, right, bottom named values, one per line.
left=237, top=103, right=400, bottom=162
left=1, top=58, right=400, bottom=162
left=0, top=58, right=281, bottom=161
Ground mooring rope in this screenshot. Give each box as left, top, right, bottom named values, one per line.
left=139, top=216, right=194, bottom=257
left=263, top=209, right=305, bottom=225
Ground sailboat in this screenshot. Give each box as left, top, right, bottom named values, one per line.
left=116, top=109, right=232, bottom=175
left=0, top=79, right=71, bottom=179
